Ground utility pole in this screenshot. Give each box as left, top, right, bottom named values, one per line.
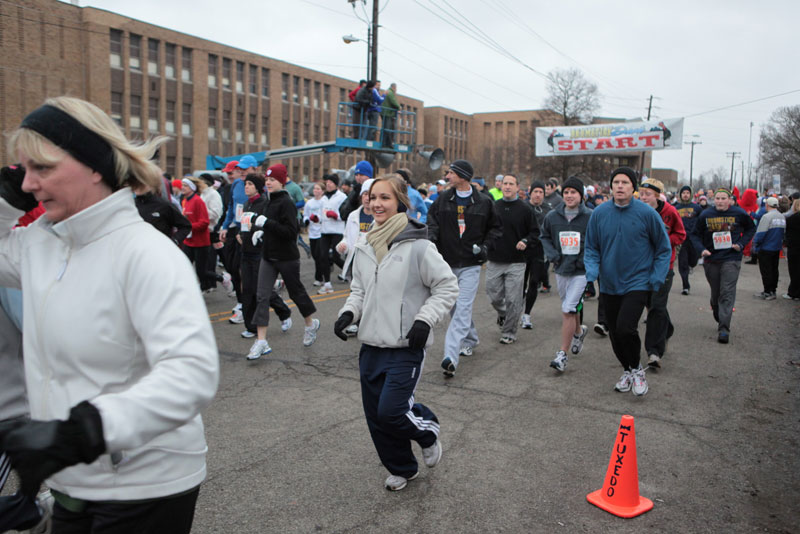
left=727, top=152, right=741, bottom=190
left=371, top=0, right=379, bottom=82
left=684, top=137, right=701, bottom=190
left=639, top=95, right=654, bottom=176
left=747, top=121, right=754, bottom=189
left=741, top=160, right=745, bottom=191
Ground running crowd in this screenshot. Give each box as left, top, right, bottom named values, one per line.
left=1, top=96, right=798, bottom=533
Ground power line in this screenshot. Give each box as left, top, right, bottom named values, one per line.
left=684, top=89, right=800, bottom=118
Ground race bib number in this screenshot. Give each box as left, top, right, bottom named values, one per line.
left=559, top=231, right=581, bottom=255
left=712, top=231, right=732, bottom=250
left=241, top=212, right=254, bottom=233
left=234, top=203, right=244, bottom=222
left=458, top=205, right=466, bottom=237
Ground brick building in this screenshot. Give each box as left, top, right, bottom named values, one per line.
left=0, top=0, right=667, bottom=186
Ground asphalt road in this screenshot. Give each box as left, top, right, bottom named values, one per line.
left=193, top=254, right=799, bottom=534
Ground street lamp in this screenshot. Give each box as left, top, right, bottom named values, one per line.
left=342, top=30, right=371, bottom=80
left=684, top=135, right=702, bottom=190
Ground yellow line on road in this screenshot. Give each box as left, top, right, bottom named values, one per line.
left=210, top=288, right=351, bottom=323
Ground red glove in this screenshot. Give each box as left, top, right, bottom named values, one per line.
left=309, top=214, right=319, bottom=223
left=325, top=210, right=339, bottom=220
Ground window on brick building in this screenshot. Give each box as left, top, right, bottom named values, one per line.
left=165, top=43, right=176, bottom=79
left=129, top=34, right=141, bottom=71
left=148, top=98, right=159, bottom=132
left=281, top=73, right=289, bottom=101
left=166, top=156, right=175, bottom=175
left=262, top=68, right=270, bottom=98
left=222, top=110, right=231, bottom=140
left=183, top=157, right=192, bottom=174
left=147, top=39, right=159, bottom=76
left=165, top=100, right=175, bottom=134
left=281, top=120, right=288, bottom=146
left=235, top=112, right=243, bottom=142
left=109, top=29, right=122, bottom=68
left=208, top=55, right=218, bottom=87
left=208, top=107, right=217, bottom=138
left=111, top=92, right=123, bottom=125
left=292, top=120, right=298, bottom=145
left=248, top=113, right=256, bottom=143
left=313, top=82, right=320, bottom=109
left=292, top=76, right=299, bottom=104
left=129, top=95, right=141, bottom=129
left=182, top=103, right=192, bottom=136
left=181, top=48, right=192, bottom=82
left=323, top=84, right=330, bottom=111
left=303, top=79, right=310, bottom=107
left=249, top=65, right=257, bottom=95
left=261, top=116, right=269, bottom=146
left=236, top=61, right=244, bottom=93
left=222, top=58, right=231, bottom=90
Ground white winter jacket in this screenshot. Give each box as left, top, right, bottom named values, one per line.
left=0, top=190, right=219, bottom=501
left=303, top=197, right=324, bottom=240
left=339, top=219, right=458, bottom=348
left=320, top=190, right=347, bottom=235
left=201, top=186, right=223, bottom=228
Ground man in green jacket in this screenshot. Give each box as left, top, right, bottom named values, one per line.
left=380, top=83, right=400, bottom=148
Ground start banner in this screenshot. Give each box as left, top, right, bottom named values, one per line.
left=535, top=117, right=684, bottom=157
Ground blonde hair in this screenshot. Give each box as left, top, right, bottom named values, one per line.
left=792, top=199, right=800, bottom=213
left=368, top=174, right=410, bottom=212
left=7, top=96, right=168, bottom=192
left=190, top=176, right=207, bottom=193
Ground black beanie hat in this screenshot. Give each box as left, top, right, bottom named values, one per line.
left=245, top=172, right=265, bottom=193
left=449, top=159, right=474, bottom=181
left=562, top=176, right=584, bottom=196
left=324, top=173, right=339, bottom=187
left=679, top=185, right=692, bottom=196
left=610, top=166, right=639, bottom=191
left=530, top=180, right=546, bottom=193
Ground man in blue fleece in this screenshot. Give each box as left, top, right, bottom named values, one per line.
left=584, top=167, right=671, bottom=397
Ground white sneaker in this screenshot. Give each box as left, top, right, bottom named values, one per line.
left=647, top=353, right=661, bottom=369
left=229, top=309, right=245, bottom=324
left=317, top=282, right=334, bottom=295
left=632, top=366, right=648, bottom=396
left=281, top=317, right=293, bottom=332
left=274, top=279, right=284, bottom=292
left=221, top=272, right=233, bottom=293
left=459, top=345, right=473, bottom=357
left=385, top=472, right=418, bottom=491
left=337, top=273, right=349, bottom=282
left=615, top=370, right=633, bottom=392
left=241, top=330, right=256, bottom=338
left=570, top=325, right=588, bottom=354
left=233, top=302, right=242, bottom=313
left=246, top=339, right=271, bottom=360
left=303, top=318, right=320, bottom=346
left=550, top=350, right=567, bottom=372
left=593, top=323, right=609, bottom=336
left=313, top=280, right=323, bottom=287
left=345, top=324, right=359, bottom=336
left=422, top=439, right=442, bottom=468
left=499, top=335, right=515, bottom=344
left=521, top=314, right=532, bottom=329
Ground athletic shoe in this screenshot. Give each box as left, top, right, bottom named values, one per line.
left=754, top=291, right=768, bottom=299
left=241, top=330, right=256, bottom=339
left=246, top=339, right=271, bottom=360
left=521, top=314, right=532, bottom=329
left=718, top=330, right=729, bottom=344
left=681, top=288, right=690, bottom=295
left=274, top=279, right=284, bottom=292
left=459, top=345, right=474, bottom=357
left=422, top=440, right=442, bottom=468
left=233, top=302, right=242, bottom=312
left=632, top=366, right=648, bottom=396
left=317, top=282, right=334, bottom=295
left=345, top=324, right=359, bottom=336
left=764, top=292, right=777, bottom=301
left=441, top=357, right=456, bottom=377
left=221, top=272, right=233, bottom=293
left=337, top=273, right=349, bottom=282
left=496, top=315, right=506, bottom=328
left=385, top=472, right=418, bottom=491
left=229, top=309, right=245, bottom=324
left=499, top=335, right=515, bottom=344
left=313, top=280, right=323, bottom=287
left=303, top=318, right=320, bottom=346
left=782, top=293, right=800, bottom=301
left=281, top=317, right=293, bottom=332
left=614, top=370, right=633, bottom=392
left=594, top=323, right=609, bottom=336
left=570, top=325, right=588, bottom=355
left=550, top=350, right=567, bottom=372
left=539, top=286, right=550, bottom=294
left=647, top=353, right=661, bottom=369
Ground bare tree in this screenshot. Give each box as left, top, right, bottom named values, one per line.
left=543, top=68, right=600, bottom=126
left=760, top=105, right=800, bottom=190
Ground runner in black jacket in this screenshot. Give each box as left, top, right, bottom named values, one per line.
left=134, top=190, right=191, bottom=246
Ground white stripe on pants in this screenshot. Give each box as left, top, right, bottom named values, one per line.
left=485, top=261, right=526, bottom=339
left=443, top=265, right=481, bottom=367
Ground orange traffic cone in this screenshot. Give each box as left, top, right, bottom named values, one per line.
left=587, top=414, right=653, bottom=518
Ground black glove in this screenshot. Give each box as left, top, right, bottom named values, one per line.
left=334, top=311, right=354, bottom=341
left=0, top=165, right=37, bottom=212
left=471, top=243, right=488, bottom=264
left=405, top=320, right=431, bottom=350
left=0, top=401, right=106, bottom=497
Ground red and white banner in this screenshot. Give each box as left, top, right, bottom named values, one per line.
left=535, top=118, right=684, bottom=157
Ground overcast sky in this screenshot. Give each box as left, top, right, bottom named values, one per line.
left=71, top=0, right=799, bottom=185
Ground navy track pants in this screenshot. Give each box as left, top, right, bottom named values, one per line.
left=359, top=344, right=439, bottom=478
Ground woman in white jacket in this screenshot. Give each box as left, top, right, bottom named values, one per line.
left=0, top=96, right=218, bottom=533
left=317, top=174, right=347, bottom=294
left=303, top=182, right=325, bottom=286
left=333, top=176, right=458, bottom=491
left=337, top=177, right=375, bottom=280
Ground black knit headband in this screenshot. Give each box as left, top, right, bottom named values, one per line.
left=20, top=105, right=118, bottom=190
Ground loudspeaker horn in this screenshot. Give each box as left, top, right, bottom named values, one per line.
left=375, top=152, right=396, bottom=168
left=419, top=147, right=445, bottom=171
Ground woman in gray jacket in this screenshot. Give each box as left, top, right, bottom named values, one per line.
left=333, top=175, right=458, bottom=491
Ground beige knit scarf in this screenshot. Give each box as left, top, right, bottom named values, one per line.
left=366, top=213, right=408, bottom=265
